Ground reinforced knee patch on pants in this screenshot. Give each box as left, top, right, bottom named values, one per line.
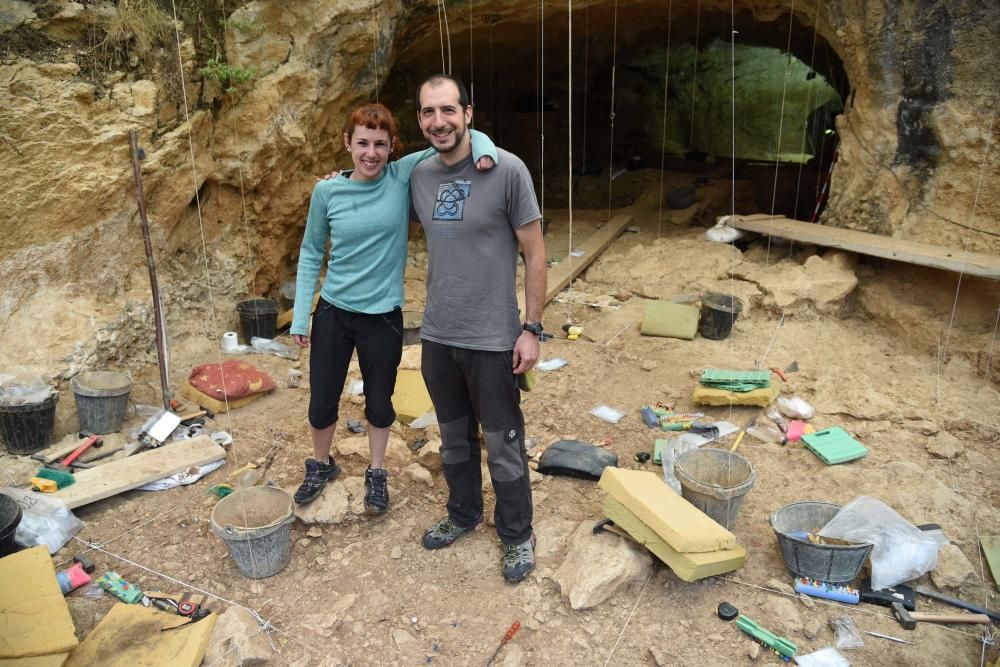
left=439, top=416, right=474, bottom=465
left=483, top=429, right=525, bottom=482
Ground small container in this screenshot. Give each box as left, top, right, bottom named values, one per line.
left=288, top=369, right=302, bottom=388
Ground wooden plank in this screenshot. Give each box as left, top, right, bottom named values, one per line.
left=598, top=467, right=736, bottom=553
left=729, top=215, right=1000, bottom=279
left=982, top=535, right=1000, bottom=592
left=604, top=498, right=746, bottom=581
left=54, top=435, right=226, bottom=509
left=520, top=213, right=633, bottom=314
left=276, top=292, right=319, bottom=330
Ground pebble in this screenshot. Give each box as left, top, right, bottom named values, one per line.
left=390, top=546, right=403, bottom=560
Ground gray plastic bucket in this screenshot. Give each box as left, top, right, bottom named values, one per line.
left=674, top=448, right=756, bottom=529
left=70, top=371, right=132, bottom=435
left=770, top=501, right=873, bottom=583
left=402, top=310, right=422, bottom=346
left=211, top=484, right=294, bottom=579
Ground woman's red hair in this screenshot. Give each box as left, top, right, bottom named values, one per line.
left=343, top=103, right=404, bottom=160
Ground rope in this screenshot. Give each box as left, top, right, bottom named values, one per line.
left=468, top=0, right=474, bottom=106
left=938, top=97, right=997, bottom=402
left=765, top=0, right=797, bottom=266
left=581, top=2, right=590, bottom=173
left=371, top=6, right=379, bottom=102
left=441, top=0, right=452, bottom=75
left=656, top=0, right=673, bottom=240
left=567, top=0, right=573, bottom=304
left=791, top=0, right=823, bottom=236
left=606, top=0, right=619, bottom=224
left=689, top=0, right=702, bottom=145
left=984, top=306, right=1000, bottom=386
left=602, top=565, right=655, bottom=666
left=437, top=2, right=446, bottom=73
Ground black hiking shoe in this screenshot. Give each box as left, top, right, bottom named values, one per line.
left=421, top=515, right=483, bottom=550
left=293, top=457, right=341, bottom=504
left=364, top=466, right=389, bottom=514
left=501, top=533, right=537, bottom=583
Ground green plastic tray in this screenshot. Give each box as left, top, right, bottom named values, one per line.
left=700, top=368, right=772, bottom=392
left=801, top=427, right=868, bottom=465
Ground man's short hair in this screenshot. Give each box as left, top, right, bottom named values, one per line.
left=416, top=74, right=471, bottom=110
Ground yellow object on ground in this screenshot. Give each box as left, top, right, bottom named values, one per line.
left=0, top=654, right=70, bottom=666
left=63, top=603, right=216, bottom=667
left=692, top=382, right=780, bottom=407
left=392, top=368, right=434, bottom=424
left=598, top=467, right=736, bottom=553
left=639, top=301, right=701, bottom=340
left=0, top=546, right=78, bottom=660
left=180, top=380, right=265, bottom=414
left=604, top=498, right=746, bottom=581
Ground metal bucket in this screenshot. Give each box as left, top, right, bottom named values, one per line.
left=210, top=484, right=295, bottom=579
left=770, top=501, right=873, bottom=583
left=674, top=448, right=756, bottom=529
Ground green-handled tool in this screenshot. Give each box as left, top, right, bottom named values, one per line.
left=735, top=615, right=797, bottom=659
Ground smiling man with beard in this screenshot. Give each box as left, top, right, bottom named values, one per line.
left=408, top=74, right=547, bottom=584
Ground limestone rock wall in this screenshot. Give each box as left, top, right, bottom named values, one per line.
left=0, top=0, right=997, bottom=379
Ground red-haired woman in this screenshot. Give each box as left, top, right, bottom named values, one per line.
left=289, top=103, right=497, bottom=513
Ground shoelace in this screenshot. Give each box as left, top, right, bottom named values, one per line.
left=502, top=543, right=527, bottom=565
left=431, top=518, right=457, bottom=537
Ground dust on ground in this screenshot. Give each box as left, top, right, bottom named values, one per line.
left=4, top=194, right=999, bottom=667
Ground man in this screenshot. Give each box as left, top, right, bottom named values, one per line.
left=409, top=74, right=546, bottom=584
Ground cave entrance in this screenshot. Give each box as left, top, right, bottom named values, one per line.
left=383, top=2, right=849, bottom=223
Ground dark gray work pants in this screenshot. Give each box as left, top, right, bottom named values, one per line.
left=420, top=339, right=533, bottom=545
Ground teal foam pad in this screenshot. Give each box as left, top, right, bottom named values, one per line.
left=700, top=368, right=772, bottom=392
left=801, top=427, right=868, bottom=465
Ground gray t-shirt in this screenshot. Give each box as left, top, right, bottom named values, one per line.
left=410, top=147, right=541, bottom=351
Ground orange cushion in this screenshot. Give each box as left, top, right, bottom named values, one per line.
left=187, top=360, right=276, bottom=400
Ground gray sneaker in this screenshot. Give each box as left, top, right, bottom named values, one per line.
left=421, top=515, right=483, bottom=550
left=501, top=534, right=537, bottom=583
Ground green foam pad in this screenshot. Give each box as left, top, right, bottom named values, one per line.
left=801, top=427, right=868, bottom=465
left=700, top=368, right=772, bottom=392
left=640, top=302, right=701, bottom=340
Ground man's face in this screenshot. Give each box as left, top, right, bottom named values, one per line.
left=418, top=81, right=472, bottom=154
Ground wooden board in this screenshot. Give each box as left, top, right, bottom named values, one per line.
left=276, top=292, right=319, bottom=330
left=63, top=603, right=216, bottom=667
left=598, top=467, right=736, bottom=553
left=604, top=498, right=746, bottom=581
left=729, top=215, right=1000, bottom=279
left=519, top=213, right=633, bottom=314
left=982, top=536, right=1000, bottom=592
left=53, top=436, right=226, bottom=509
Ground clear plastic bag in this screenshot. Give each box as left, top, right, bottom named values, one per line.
left=830, top=616, right=864, bottom=650
left=777, top=396, right=815, bottom=420
left=0, top=371, right=55, bottom=406
left=250, top=337, right=299, bottom=360
left=660, top=436, right=699, bottom=494
left=819, top=496, right=939, bottom=590
left=794, top=648, right=850, bottom=667
left=590, top=405, right=625, bottom=423
left=0, top=487, right=83, bottom=554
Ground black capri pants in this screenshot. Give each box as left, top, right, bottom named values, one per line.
left=308, top=298, right=403, bottom=430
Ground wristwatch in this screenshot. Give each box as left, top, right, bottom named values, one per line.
left=522, top=321, right=544, bottom=336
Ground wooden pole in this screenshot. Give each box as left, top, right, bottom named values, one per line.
left=128, top=129, right=171, bottom=410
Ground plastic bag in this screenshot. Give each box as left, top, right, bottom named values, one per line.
left=0, top=371, right=55, bottom=407
left=0, top=487, right=83, bottom=554
left=819, top=496, right=939, bottom=590
left=250, top=337, right=299, bottom=360
left=660, top=436, right=699, bottom=494
left=830, top=616, right=864, bottom=650
left=590, top=405, right=625, bottom=423
left=537, top=358, right=568, bottom=371
left=409, top=411, right=438, bottom=429
left=794, top=648, right=850, bottom=667
left=777, top=396, right=815, bottom=420
left=137, top=458, right=225, bottom=491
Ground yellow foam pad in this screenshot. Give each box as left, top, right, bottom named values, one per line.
left=0, top=546, right=78, bottom=659
left=604, top=498, right=746, bottom=581
left=180, top=380, right=265, bottom=414
left=692, top=382, right=780, bottom=407
left=640, top=301, right=701, bottom=340
left=392, top=368, right=434, bottom=424
left=598, top=467, right=736, bottom=553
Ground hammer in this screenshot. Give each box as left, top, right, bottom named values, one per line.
left=891, top=601, right=991, bottom=630
left=48, top=434, right=103, bottom=472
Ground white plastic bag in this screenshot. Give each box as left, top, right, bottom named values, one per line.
left=819, top=496, right=938, bottom=590
left=137, top=459, right=225, bottom=491
left=795, top=648, right=850, bottom=667
left=660, top=436, right=699, bottom=494
left=590, top=405, right=625, bottom=423
left=537, top=358, right=568, bottom=371
left=409, top=411, right=438, bottom=429
left=0, top=487, right=83, bottom=554
left=777, top=396, right=815, bottom=420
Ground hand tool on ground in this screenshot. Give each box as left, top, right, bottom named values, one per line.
left=73, top=554, right=96, bottom=573
left=47, top=434, right=102, bottom=472
left=891, top=601, right=990, bottom=630
left=864, top=631, right=911, bottom=644
left=485, top=621, right=521, bottom=666
left=913, top=586, right=1000, bottom=623
left=730, top=414, right=759, bottom=452
left=592, top=519, right=639, bottom=544
left=769, top=367, right=788, bottom=382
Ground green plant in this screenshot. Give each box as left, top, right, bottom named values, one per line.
left=98, top=0, right=173, bottom=57
left=200, top=57, right=257, bottom=94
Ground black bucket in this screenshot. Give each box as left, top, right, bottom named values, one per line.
left=699, top=293, right=744, bottom=340
left=0, top=393, right=57, bottom=455
left=0, top=493, right=22, bottom=557
left=666, top=186, right=696, bottom=209
left=237, top=298, right=279, bottom=342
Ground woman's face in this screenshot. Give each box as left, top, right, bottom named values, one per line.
left=344, top=125, right=391, bottom=181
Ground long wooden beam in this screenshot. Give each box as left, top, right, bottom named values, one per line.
left=520, top=213, right=633, bottom=314
left=729, top=215, right=1000, bottom=280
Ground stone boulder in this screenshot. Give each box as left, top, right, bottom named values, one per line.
left=926, top=431, right=964, bottom=459
left=552, top=520, right=653, bottom=610
left=931, top=543, right=979, bottom=591
left=203, top=606, right=274, bottom=665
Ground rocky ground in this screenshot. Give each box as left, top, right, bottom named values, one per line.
left=3, top=197, right=999, bottom=666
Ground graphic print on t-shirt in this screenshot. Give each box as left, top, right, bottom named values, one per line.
left=433, top=180, right=472, bottom=221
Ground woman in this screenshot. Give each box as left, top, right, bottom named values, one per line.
left=289, top=103, right=497, bottom=513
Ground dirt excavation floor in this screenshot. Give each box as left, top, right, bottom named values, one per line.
left=4, top=193, right=1000, bottom=666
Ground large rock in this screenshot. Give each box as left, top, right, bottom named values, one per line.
left=416, top=439, right=442, bottom=472
left=552, top=520, right=653, bottom=610
left=763, top=596, right=803, bottom=635
left=403, top=462, right=433, bottom=487
left=291, top=482, right=350, bottom=524
left=735, top=252, right=858, bottom=313
left=336, top=434, right=412, bottom=466
left=931, top=543, right=979, bottom=591
left=203, top=606, right=274, bottom=665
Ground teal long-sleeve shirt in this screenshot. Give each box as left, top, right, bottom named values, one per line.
left=291, top=131, right=498, bottom=336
